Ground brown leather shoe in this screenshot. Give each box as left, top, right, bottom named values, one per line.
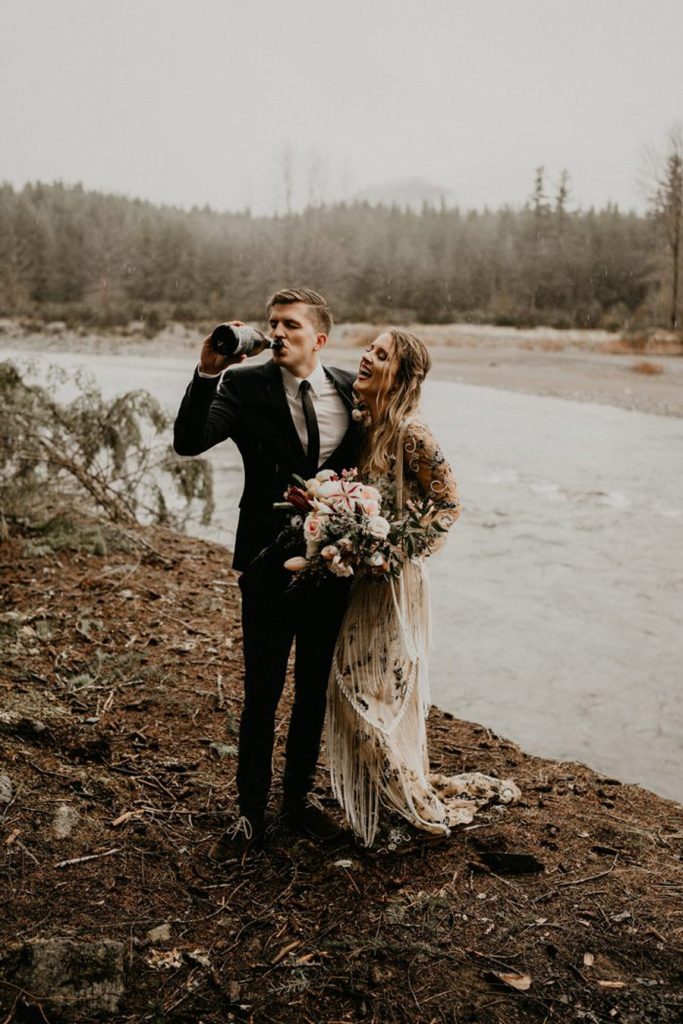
left=209, top=815, right=265, bottom=862
left=283, top=796, right=342, bottom=841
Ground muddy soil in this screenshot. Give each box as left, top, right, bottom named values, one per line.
left=1, top=521, right=682, bottom=1023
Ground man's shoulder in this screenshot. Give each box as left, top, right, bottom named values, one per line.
left=218, top=360, right=275, bottom=389
left=323, top=364, right=356, bottom=390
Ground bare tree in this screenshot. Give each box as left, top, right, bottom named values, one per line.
left=650, top=124, right=683, bottom=329
left=531, top=166, right=550, bottom=232
left=555, top=170, right=570, bottom=228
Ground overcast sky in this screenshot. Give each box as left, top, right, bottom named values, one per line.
left=2, top=0, right=682, bottom=214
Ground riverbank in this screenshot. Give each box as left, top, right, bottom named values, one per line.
left=3, top=318, right=683, bottom=418
left=1, top=519, right=681, bottom=1023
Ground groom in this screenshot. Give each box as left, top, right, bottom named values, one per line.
left=173, top=288, right=359, bottom=859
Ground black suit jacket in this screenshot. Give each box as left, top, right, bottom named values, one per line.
left=173, top=359, right=360, bottom=571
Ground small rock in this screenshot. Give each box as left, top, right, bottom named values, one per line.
left=209, top=742, right=238, bottom=759
left=146, top=923, right=172, bottom=944
left=52, top=804, right=79, bottom=839
left=0, top=713, right=47, bottom=739
left=611, top=910, right=633, bottom=923
left=0, top=774, right=13, bottom=804
left=9, top=938, right=125, bottom=1014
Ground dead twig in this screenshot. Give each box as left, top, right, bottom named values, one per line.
left=534, top=857, right=619, bottom=902
left=0, top=980, right=52, bottom=1024
left=55, top=847, right=121, bottom=869
left=162, top=611, right=216, bottom=639
left=215, top=672, right=225, bottom=710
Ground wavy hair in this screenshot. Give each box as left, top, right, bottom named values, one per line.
left=358, top=328, right=432, bottom=480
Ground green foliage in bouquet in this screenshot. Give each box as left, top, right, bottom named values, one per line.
left=387, top=496, right=449, bottom=568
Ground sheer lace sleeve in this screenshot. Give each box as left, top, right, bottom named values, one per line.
left=402, top=420, right=461, bottom=540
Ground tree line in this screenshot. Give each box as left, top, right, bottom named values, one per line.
left=0, top=170, right=679, bottom=332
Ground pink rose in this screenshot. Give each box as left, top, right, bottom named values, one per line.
left=361, top=485, right=381, bottom=503
left=304, top=514, right=324, bottom=542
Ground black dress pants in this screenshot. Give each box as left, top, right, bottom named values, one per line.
left=236, top=567, right=350, bottom=819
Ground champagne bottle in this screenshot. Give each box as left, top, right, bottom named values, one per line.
left=210, top=324, right=273, bottom=357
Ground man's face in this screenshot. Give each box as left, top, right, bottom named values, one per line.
left=268, top=302, right=327, bottom=377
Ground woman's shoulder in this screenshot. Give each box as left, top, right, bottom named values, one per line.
left=399, top=417, right=448, bottom=473
left=399, top=416, right=435, bottom=447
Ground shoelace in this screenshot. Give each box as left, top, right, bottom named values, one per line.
left=305, top=793, right=325, bottom=814
left=225, top=815, right=253, bottom=841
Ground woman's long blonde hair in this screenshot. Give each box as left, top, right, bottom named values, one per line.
left=358, top=328, right=432, bottom=480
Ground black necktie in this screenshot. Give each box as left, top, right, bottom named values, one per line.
left=299, top=380, right=320, bottom=472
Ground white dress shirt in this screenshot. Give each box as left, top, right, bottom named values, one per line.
left=280, top=362, right=348, bottom=467
left=197, top=359, right=349, bottom=468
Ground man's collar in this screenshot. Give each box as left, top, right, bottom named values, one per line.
left=280, top=361, right=326, bottom=399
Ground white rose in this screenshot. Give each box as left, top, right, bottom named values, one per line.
left=329, top=556, right=354, bottom=577
left=305, top=478, right=322, bottom=497
left=367, top=515, right=390, bottom=539
left=318, top=480, right=343, bottom=499
left=321, top=544, right=340, bottom=561
left=311, top=499, right=334, bottom=514
left=367, top=550, right=389, bottom=572
left=316, top=469, right=337, bottom=482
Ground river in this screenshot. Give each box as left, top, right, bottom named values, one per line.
left=5, top=346, right=682, bottom=802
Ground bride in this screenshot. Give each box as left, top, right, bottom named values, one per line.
left=326, top=328, right=520, bottom=847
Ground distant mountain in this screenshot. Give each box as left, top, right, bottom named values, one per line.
left=350, top=176, right=457, bottom=211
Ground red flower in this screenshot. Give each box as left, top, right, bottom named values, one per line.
left=285, top=486, right=313, bottom=512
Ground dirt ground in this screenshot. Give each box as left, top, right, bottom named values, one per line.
left=1, top=519, right=681, bottom=1023
left=3, top=319, right=683, bottom=418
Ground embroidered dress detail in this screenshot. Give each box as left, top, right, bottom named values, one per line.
left=326, top=416, right=519, bottom=846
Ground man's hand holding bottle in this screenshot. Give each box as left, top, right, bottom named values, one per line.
left=199, top=320, right=274, bottom=375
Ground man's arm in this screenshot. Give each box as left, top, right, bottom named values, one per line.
left=173, top=368, right=240, bottom=456
left=173, top=324, right=247, bottom=457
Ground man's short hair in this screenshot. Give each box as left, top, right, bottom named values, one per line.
left=266, top=287, right=333, bottom=335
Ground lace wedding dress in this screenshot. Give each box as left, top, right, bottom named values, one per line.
left=326, top=417, right=520, bottom=847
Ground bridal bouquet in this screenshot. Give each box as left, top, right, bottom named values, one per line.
left=274, top=469, right=447, bottom=580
